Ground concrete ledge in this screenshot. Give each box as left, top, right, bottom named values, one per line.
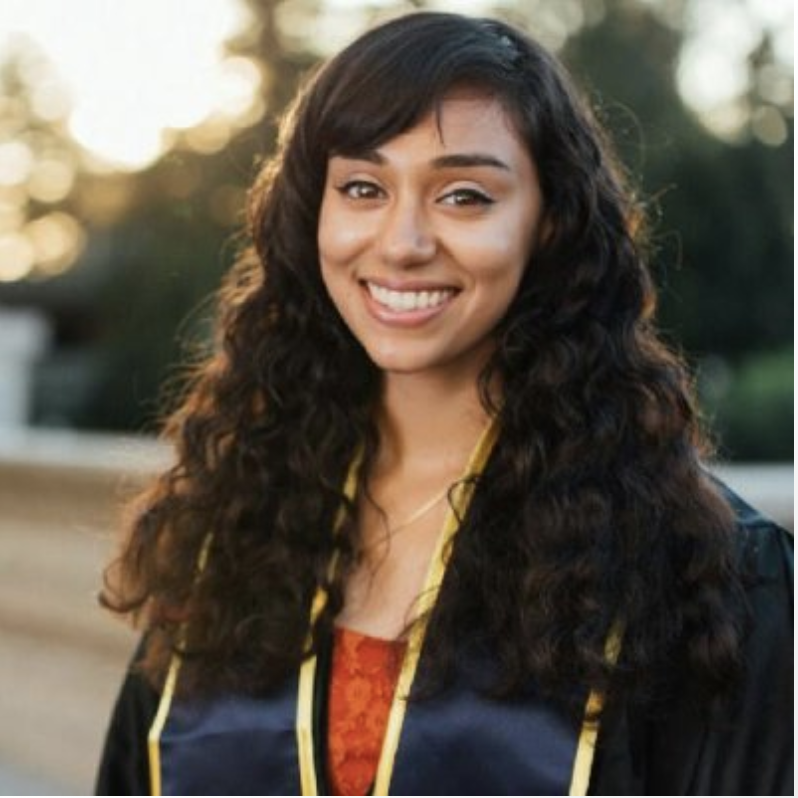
left=0, top=426, right=172, bottom=478
left=712, top=462, right=794, bottom=529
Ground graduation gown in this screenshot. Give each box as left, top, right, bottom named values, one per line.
left=96, top=489, right=793, bottom=796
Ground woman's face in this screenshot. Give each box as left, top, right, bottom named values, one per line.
left=318, top=92, right=546, bottom=380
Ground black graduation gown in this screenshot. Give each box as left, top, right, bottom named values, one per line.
left=96, top=491, right=793, bottom=796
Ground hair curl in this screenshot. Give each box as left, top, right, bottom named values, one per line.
left=102, top=12, right=744, bottom=707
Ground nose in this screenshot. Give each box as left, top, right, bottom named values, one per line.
left=377, top=198, right=436, bottom=268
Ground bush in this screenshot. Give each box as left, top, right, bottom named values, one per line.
left=701, top=347, right=793, bottom=461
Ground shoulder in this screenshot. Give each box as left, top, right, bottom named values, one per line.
left=721, top=480, right=792, bottom=705
left=591, top=482, right=794, bottom=796
left=685, top=483, right=792, bottom=794
left=719, top=480, right=793, bottom=584
left=717, top=479, right=793, bottom=653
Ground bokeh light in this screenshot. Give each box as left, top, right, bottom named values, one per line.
left=0, top=141, right=34, bottom=186
left=25, top=212, right=87, bottom=276
left=677, top=0, right=793, bottom=140
left=0, top=0, right=259, bottom=171
left=27, top=156, right=76, bottom=204
left=0, top=231, right=35, bottom=281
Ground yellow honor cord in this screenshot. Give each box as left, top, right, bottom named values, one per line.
left=147, top=533, right=214, bottom=797
left=147, top=654, right=182, bottom=797
left=568, top=624, right=624, bottom=796
left=371, top=419, right=499, bottom=796
left=297, top=449, right=362, bottom=796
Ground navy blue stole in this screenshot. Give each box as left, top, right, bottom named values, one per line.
left=153, top=641, right=584, bottom=796
left=157, top=674, right=303, bottom=795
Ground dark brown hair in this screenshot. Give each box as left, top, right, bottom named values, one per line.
left=102, top=12, right=744, bottom=705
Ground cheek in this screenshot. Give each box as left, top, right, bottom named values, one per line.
left=454, top=237, right=529, bottom=324
left=454, top=205, right=536, bottom=269
left=319, top=259, right=360, bottom=324
left=318, top=204, right=368, bottom=267
left=455, top=231, right=529, bottom=292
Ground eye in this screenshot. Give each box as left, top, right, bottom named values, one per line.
left=439, top=187, right=495, bottom=207
left=335, top=180, right=384, bottom=201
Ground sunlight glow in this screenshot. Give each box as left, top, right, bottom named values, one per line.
left=677, top=0, right=793, bottom=139
left=0, top=141, right=34, bottom=185
left=27, top=156, right=76, bottom=203
left=25, top=211, right=86, bottom=276
left=2, top=0, right=792, bottom=166
left=0, top=231, right=35, bottom=281
left=0, top=0, right=258, bottom=171
left=0, top=0, right=792, bottom=177
left=0, top=209, right=85, bottom=281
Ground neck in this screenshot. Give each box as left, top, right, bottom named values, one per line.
left=374, top=368, right=495, bottom=478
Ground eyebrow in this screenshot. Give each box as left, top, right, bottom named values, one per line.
left=332, top=150, right=511, bottom=172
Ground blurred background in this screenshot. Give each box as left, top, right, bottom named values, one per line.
left=0, top=0, right=792, bottom=792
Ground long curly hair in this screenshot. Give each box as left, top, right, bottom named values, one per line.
left=102, top=12, right=744, bottom=707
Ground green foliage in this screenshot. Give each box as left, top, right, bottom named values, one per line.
left=702, top=348, right=794, bottom=462
left=557, top=3, right=793, bottom=463
left=76, top=171, right=234, bottom=432
left=560, top=4, right=793, bottom=359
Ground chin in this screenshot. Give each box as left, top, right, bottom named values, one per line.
left=368, top=356, right=431, bottom=375
left=363, top=345, right=436, bottom=375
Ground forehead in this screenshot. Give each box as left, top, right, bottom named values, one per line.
left=429, top=92, right=518, bottom=141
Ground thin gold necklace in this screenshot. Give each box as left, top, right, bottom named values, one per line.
left=369, top=482, right=453, bottom=536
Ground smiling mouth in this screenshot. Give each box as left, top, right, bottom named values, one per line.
left=364, top=281, right=457, bottom=313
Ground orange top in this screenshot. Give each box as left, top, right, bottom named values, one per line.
left=327, top=627, right=407, bottom=796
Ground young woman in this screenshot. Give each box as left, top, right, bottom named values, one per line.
left=97, top=12, right=792, bottom=796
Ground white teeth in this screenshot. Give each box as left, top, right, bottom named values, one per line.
left=366, top=282, right=453, bottom=312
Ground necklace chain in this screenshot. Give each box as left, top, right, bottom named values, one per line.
left=371, top=482, right=453, bottom=536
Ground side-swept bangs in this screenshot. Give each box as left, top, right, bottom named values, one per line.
left=304, top=13, right=530, bottom=160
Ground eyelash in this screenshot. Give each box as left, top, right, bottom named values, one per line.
left=335, top=180, right=382, bottom=200
left=441, top=188, right=495, bottom=207
left=334, top=181, right=495, bottom=207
